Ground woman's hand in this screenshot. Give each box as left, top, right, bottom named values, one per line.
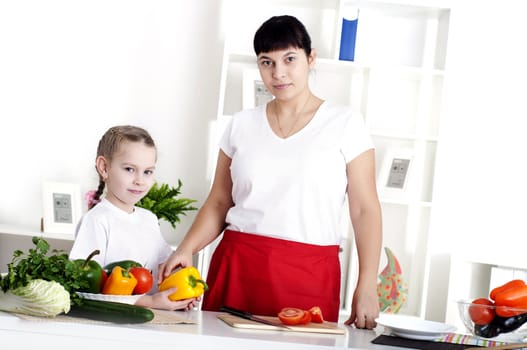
left=344, top=282, right=379, bottom=329
left=136, top=287, right=199, bottom=311
left=157, top=249, right=193, bottom=284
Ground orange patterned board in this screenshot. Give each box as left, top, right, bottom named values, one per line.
left=217, top=314, right=346, bottom=334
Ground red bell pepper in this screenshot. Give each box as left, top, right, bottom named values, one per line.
left=490, top=279, right=526, bottom=301
left=491, top=279, right=527, bottom=317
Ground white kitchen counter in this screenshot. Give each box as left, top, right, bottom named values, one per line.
left=0, top=310, right=402, bottom=350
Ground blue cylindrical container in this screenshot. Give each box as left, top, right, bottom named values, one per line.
left=339, top=15, right=359, bottom=61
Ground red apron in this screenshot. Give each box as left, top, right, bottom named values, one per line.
left=202, top=230, right=341, bottom=322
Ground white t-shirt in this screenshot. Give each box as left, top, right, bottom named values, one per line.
left=69, top=198, right=173, bottom=283
left=220, top=101, right=374, bottom=246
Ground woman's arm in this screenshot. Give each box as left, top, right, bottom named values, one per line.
left=343, top=149, right=382, bottom=329
left=158, top=150, right=234, bottom=281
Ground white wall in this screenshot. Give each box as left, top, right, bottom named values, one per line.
left=431, top=0, right=527, bottom=266
left=424, top=0, right=527, bottom=320
left=0, top=0, right=224, bottom=245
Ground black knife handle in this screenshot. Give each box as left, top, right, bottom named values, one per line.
left=220, top=305, right=253, bottom=319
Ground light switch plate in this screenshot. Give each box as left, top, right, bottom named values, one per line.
left=52, top=192, right=73, bottom=224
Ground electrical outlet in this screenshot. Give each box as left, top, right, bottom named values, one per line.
left=254, top=81, right=273, bottom=107
left=52, top=193, right=73, bottom=224
left=386, top=158, right=411, bottom=189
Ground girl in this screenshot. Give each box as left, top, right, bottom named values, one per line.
left=70, top=125, right=197, bottom=311
left=159, top=15, right=382, bottom=327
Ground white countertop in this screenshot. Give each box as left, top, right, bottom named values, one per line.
left=0, top=310, right=402, bottom=350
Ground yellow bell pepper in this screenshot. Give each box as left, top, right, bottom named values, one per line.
left=102, top=266, right=137, bottom=295
left=158, top=266, right=208, bottom=301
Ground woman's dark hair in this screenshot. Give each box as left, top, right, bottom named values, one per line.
left=253, top=15, right=312, bottom=56
left=90, top=125, right=156, bottom=209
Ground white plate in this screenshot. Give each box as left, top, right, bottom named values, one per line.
left=76, top=292, right=144, bottom=305
left=376, top=313, right=457, bottom=341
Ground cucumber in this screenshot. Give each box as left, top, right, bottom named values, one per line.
left=68, top=299, right=154, bottom=324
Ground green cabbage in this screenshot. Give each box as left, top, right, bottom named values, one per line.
left=0, top=279, right=70, bottom=317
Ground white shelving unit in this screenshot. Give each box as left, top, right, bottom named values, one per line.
left=205, top=0, right=451, bottom=318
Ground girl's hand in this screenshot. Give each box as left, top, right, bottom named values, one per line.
left=136, top=287, right=199, bottom=311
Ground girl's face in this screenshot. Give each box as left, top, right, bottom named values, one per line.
left=257, top=46, right=315, bottom=102
left=97, top=141, right=156, bottom=213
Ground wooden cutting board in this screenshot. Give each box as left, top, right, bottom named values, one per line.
left=217, top=314, right=346, bottom=334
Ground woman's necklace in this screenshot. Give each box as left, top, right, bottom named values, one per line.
left=274, top=93, right=312, bottom=138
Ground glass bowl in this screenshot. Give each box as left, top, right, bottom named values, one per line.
left=457, top=299, right=527, bottom=339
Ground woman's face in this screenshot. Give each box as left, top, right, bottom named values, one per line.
left=257, top=46, right=315, bottom=102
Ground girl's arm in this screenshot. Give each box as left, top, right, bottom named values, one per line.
left=136, top=288, right=199, bottom=311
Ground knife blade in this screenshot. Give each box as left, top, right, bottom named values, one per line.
left=220, top=305, right=290, bottom=329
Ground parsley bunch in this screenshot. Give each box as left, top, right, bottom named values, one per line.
left=0, top=236, right=87, bottom=305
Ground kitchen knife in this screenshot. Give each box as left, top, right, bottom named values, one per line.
left=220, top=305, right=290, bottom=329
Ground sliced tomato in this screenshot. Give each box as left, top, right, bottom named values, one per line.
left=309, top=306, right=324, bottom=323
left=299, top=310, right=312, bottom=324
left=278, top=307, right=311, bottom=325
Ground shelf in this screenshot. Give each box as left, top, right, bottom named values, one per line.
left=371, top=130, right=439, bottom=141
left=0, top=224, right=74, bottom=241
left=379, top=198, right=433, bottom=207
left=228, top=52, right=445, bottom=74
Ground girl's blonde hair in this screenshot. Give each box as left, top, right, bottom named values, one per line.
left=90, top=125, right=156, bottom=209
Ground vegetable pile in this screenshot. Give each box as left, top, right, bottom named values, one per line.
left=0, top=237, right=156, bottom=323
left=468, top=279, right=527, bottom=338
left=0, top=237, right=209, bottom=323
left=0, top=236, right=87, bottom=317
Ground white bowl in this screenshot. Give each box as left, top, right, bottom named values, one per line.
left=76, top=292, right=144, bottom=305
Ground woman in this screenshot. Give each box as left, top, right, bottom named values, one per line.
left=159, top=15, right=382, bottom=328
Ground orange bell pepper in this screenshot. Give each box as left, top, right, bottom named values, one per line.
left=102, top=266, right=137, bottom=295
left=158, top=266, right=208, bottom=301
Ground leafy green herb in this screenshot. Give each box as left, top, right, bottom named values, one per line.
left=137, top=180, right=198, bottom=229
left=0, top=236, right=87, bottom=305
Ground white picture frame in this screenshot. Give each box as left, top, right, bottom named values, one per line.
left=42, top=181, right=82, bottom=235
left=377, top=148, right=414, bottom=200
left=242, top=68, right=274, bottom=109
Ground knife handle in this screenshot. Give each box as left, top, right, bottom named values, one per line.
left=220, top=305, right=253, bottom=319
